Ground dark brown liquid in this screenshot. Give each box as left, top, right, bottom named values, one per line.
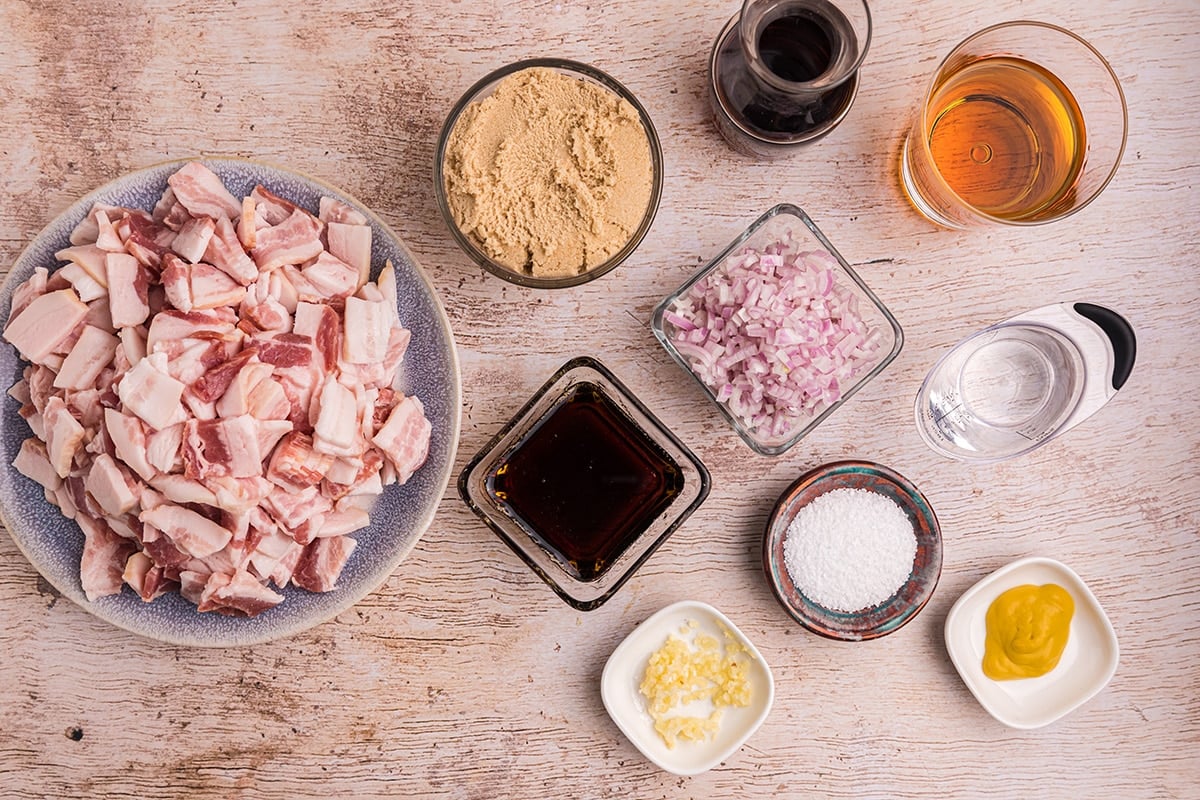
left=712, top=0, right=858, bottom=143
left=758, top=12, right=835, bottom=83
left=489, top=383, right=683, bottom=582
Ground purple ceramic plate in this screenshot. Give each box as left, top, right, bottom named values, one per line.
left=762, top=460, right=942, bottom=641
left=0, top=158, right=461, bottom=647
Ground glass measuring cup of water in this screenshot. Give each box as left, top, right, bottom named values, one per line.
left=915, top=303, right=1136, bottom=462
left=916, top=324, right=1084, bottom=461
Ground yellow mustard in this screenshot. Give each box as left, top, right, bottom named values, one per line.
left=982, top=583, right=1075, bottom=680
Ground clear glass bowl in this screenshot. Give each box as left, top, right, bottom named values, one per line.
left=458, top=357, right=710, bottom=610
left=650, top=204, right=903, bottom=455
left=434, top=58, right=664, bottom=289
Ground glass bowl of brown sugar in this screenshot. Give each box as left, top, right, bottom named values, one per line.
left=435, top=58, right=664, bottom=289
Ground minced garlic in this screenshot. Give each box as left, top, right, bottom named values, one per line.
left=639, top=623, right=754, bottom=749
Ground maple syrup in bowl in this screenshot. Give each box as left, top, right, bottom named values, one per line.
left=458, top=357, right=710, bottom=610
left=490, top=382, right=683, bottom=582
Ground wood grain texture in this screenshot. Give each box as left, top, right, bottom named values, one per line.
left=1, top=0, right=1198, bottom=797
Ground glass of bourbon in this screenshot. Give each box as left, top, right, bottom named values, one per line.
left=900, top=22, right=1128, bottom=229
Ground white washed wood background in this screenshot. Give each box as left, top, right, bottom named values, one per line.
left=0, top=1, right=1197, bottom=797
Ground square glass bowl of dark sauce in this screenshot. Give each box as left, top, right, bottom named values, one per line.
left=459, top=357, right=711, bottom=610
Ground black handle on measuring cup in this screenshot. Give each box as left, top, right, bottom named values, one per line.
left=1073, top=303, right=1136, bottom=391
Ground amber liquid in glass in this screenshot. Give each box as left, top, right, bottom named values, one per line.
left=924, top=56, right=1087, bottom=221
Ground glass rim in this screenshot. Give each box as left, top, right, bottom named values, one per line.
left=738, top=0, right=873, bottom=93
left=912, top=20, right=1129, bottom=228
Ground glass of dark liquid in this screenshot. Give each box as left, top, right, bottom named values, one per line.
left=708, top=0, right=872, bottom=158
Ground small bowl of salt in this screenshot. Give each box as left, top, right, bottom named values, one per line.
left=762, top=460, right=942, bottom=641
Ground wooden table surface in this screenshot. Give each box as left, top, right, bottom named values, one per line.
left=1, top=1, right=1197, bottom=797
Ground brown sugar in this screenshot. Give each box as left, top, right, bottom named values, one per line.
left=443, top=67, right=654, bottom=278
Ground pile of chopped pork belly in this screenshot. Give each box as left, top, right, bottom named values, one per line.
left=3, top=162, right=432, bottom=617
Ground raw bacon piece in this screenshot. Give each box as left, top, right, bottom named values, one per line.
left=122, top=215, right=175, bottom=270
left=197, top=569, right=284, bottom=616
left=250, top=184, right=309, bottom=226
left=145, top=424, right=183, bottom=474
left=145, top=308, right=236, bottom=354
left=241, top=296, right=290, bottom=332
left=192, top=348, right=258, bottom=404
left=77, top=515, right=137, bottom=601
left=10, top=267, right=49, bottom=321
left=141, top=524, right=189, bottom=570
left=375, top=264, right=401, bottom=326
left=54, top=244, right=109, bottom=287
left=251, top=209, right=324, bottom=272
left=148, top=473, right=217, bottom=506
left=301, top=250, right=358, bottom=299
left=71, top=204, right=142, bottom=247
left=105, top=252, right=151, bottom=327
left=381, top=327, right=412, bottom=389
left=161, top=256, right=245, bottom=311
left=342, top=296, right=390, bottom=364
left=171, top=217, right=216, bottom=264
left=117, top=353, right=186, bottom=431
left=92, top=209, right=125, bottom=252
left=325, top=222, right=372, bottom=288
left=53, top=325, right=118, bottom=391
left=319, top=507, right=370, bottom=537
left=266, top=432, right=332, bottom=488
left=103, top=409, right=155, bottom=481
left=255, top=419, right=293, bottom=456
left=84, top=453, right=137, bottom=516
left=167, top=162, right=242, bottom=220
left=122, top=552, right=176, bottom=601
left=140, top=504, right=232, bottom=558
left=58, top=263, right=106, bottom=302
left=190, top=263, right=246, bottom=309
left=203, top=216, right=258, bottom=285
left=255, top=333, right=312, bottom=368
left=292, top=535, right=357, bottom=593
left=313, top=377, right=359, bottom=456
left=13, top=437, right=62, bottom=492
left=248, top=528, right=303, bottom=588
left=214, top=360, right=271, bottom=418
left=318, top=197, right=367, bottom=226
left=181, top=416, right=263, bottom=480
left=293, top=302, right=341, bottom=371
left=208, top=475, right=273, bottom=515
left=372, top=395, right=431, bottom=485
left=4, top=289, right=89, bottom=364
left=44, top=397, right=86, bottom=479
left=238, top=196, right=257, bottom=249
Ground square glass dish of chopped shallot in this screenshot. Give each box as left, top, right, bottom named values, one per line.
left=650, top=204, right=903, bottom=456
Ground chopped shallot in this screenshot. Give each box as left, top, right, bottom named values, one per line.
left=3, top=162, right=433, bottom=617
left=664, top=235, right=882, bottom=441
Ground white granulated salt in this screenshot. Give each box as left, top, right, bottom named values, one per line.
left=782, top=487, right=917, bottom=613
